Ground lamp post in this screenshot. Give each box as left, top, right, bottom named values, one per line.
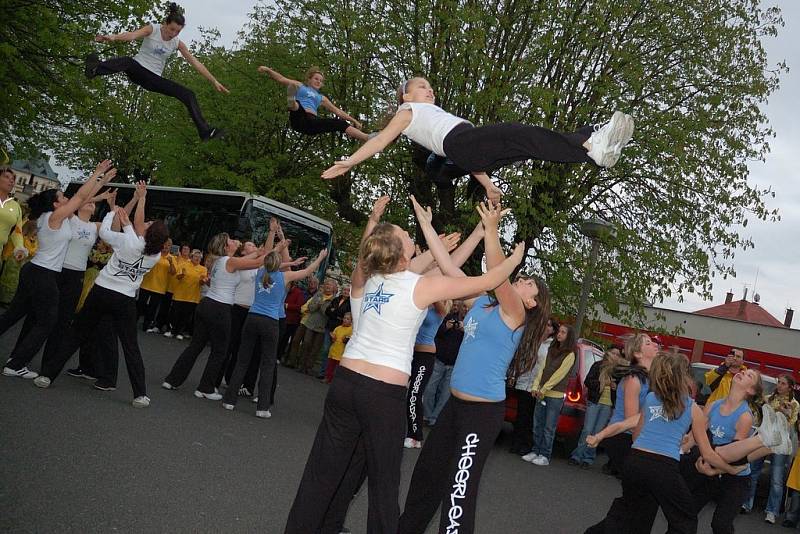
left=574, top=218, right=616, bottom=337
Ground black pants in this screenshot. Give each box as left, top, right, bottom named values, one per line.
left=95, top=56, right=212, bottom=138
left=14, top=267, right=84, bottom=368
left=443, top=122, right=594, bottom=173
left=217, top=304, right=250, bottom=388
left=81, top=315, right=119, bottom=385
left=289, top=106, right=349, bottom=135
left=222, top=314, right=279, bottom=411
left=156, top=291, right=173, bottom=330
left=168, top=300, right=196, bottom=336
left=618, top=450, right=697, bottom=534
left=603, top=431, right=633, bottom=477
left=406, top=351, right=436, bottom=441
left=137, top=288, right=164, bottom=331
left=510, top=388, right=535, bottom=453
left=278, top=322, right=299, bottom=358
left=0, top=263, right=60, bottom=370
left=164, top=297, right=232, bottom=393
left=41, top=285, right=147, bottom=398
left=398, top=396, right=506, bottom=534
left=285, top=366, right=407, bottom=534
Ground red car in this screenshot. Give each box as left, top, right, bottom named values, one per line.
left=505, top=340, right=605, bottom=453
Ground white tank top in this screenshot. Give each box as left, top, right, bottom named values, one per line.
left=399, top=102, right=470, bottom=157
left=62, top=217, right=98, bottom=272
left=205, top=256, right=239, bottom=305
left=343, top=270, right=426, bottom=375
left=233, top=268, right=258, bottom=308
left=30, top=212, right=73, bottom=272
left=133, top=23, right=180, bottom=76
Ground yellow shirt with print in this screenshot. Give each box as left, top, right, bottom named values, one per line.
left=171, top=263, right=208, bottom=304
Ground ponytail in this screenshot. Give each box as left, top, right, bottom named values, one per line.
left=261, top=252, right=282, bottom=289
left=164, top=2, right=186, bottom=26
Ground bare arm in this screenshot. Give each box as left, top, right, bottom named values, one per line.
left=692, top=405, right=746, bottom=475
left=623, top=376, right=642, bottom=419
left=178, top=42, right=229, bottom=94
left=276, top=222, right=291, bottom=264
left=284, top=250, right=328, bottom=284
left=408, top=233, right=460, bottom=274
left=257, top=66, right=302, bottom=87
left=320, top=98, right=361, bottom=129
left=321, top=110, right=412, bottom=179
left=351, top=196, right=389, bottom=296
left=133, top=181, right=147, bottom=237
left=410, top=196, right=465, bottom=278
left=95, top=25, right=152, bottom=43
left=586, top=414, right=640, bottom=447
left=51, top=161, right=117, bottom=229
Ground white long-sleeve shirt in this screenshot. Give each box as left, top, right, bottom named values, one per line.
left=94, top=212, right=161, bottom=297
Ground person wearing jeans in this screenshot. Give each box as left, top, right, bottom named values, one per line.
left=524, top=324, right=576, bottom=466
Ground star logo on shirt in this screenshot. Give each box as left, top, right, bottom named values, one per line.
left=710, top=425, right=726, bottom=440
left=76, top=229, right=92, bottom=240
left=649, top=405, right=668, bottom=422
left=154, top=46, right=168, bottom=56
left=112, top=256, right=150, bottom=282
left=362, top=283, right=394, bottom=314
left=463, top=317, right=478, bottom=339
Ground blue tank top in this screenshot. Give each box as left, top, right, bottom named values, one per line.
left=296, top=84, right=323, bottom=113
left=707, top=399, right=752, bottom=476
left=450, top=296, right=523, bottom=401
left=608, top=375, right=650, bottom=432
left=633, top=392, right=694, bottom=461
left=249, top=269, right=286, bottom=320
left=415, top=306, right=445, bottom=345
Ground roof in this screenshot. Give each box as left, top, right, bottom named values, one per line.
left=693, top=299, right=787, bottom=328
left=11, top=159, right=59, bottom=182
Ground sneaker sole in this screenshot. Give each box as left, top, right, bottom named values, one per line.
left=598, top=111, right=631, bottom=167
left=194, top=391, right=222, bottom=400
left=287, top=85, right=298, bottom=108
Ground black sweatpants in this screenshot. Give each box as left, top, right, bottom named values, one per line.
left=619, top=450, right=697, bottom=534
left=217, top=303, right=249, bottom=388
left=442, top=122, right=594, bottom=173
left=0, top=262, right=60, bottom=370
left=510, top=388, right=535, bottom=453
left=398, top=396, right=506, bottom=534
left=41, top=285, right=147, bottom=398
left=168, top=300, right=196, bottom=336
left=155, top=291, right=173, bottom=331
left=406, top=351, right=436, bottom=441
left=284, top=366, right=407, bottom=534
left=82, top=315, right=119, bottom=385
left=95, top=56, right=212, bottom=138
left=222, top=313, right=279, bottom=411
left=278, top=322, right=299, bottom=358
left=164, top=297, right=232, bottom=394
left=14, top=267, right=84, bottom=368
left=137, top=288, right=164, bottom=331
left=289, top=106, right=349, bottom=136
left=585, top=432, right=634, bottom=534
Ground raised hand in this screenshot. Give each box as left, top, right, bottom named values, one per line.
left=269, top=217, right=280, bottom=233
left=509, top=242, right=526, bottom=266
left=213, top=81, right=230, bottom=94
left=476, top=200, right=510, bottom=231
left=134, top=180, right=147, bottom=198
left=440, top=232, right=461, bottom=253
left=92, top=159, right=113, bottom=178
left=115, top=206, right=131, bottom=226
left=485, top=183, right=503, bottom=203
left=317, top=249, right=328, bottom=261
left=289, top=257, right=308, bottom=267
left=321, top=160, right=353, bottom=180
left=409, top=195, right=433, bottom=226
left=369, top=195, right=390, bottom=223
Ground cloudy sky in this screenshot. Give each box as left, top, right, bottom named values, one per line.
left=62, top=1, right=800, bottom=324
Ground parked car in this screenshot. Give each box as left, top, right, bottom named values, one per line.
left=505, top=340, right=605, bottom=453
left=690, top=362, right=777, bottom=405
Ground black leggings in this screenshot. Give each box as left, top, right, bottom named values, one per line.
left=289, top=106, right=349, bottom=136
left=443, top=122, right=594, bottom=173
left=164, top=297, right=232, bottom=394
left=398, top=396, right=506, bottom=534
left=221, top=313, right=279, bottom=412
left=285, top=366, right=407, bottom=534
left=94, top=56, right=212, bottom=138
left=0, top=262, right=60, bottom=370
left=406, top=351, right=436, bottom=441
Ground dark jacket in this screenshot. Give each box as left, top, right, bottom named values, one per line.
left=325, top=295, right=351, bottom=332
left=434, top=312, right=464, bottom=366
left=284, top=285, right=306, bottom=325
left=584, top=360, right=616, bottom=406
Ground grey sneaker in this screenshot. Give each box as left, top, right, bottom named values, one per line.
left=3, top=366, right=38, bottom=379
left=33, top=376, right=51, bottom=388
left=757, top=404, right=782, bottom=448
left=132, top=396, right=151, bottom=408
left=771, top=412, right=793, bottom=455
left=255, top=410, right=272, bottom=419
left=194, top=390, right=222, bottom=401
left=586, top=111, right=635, bottom=168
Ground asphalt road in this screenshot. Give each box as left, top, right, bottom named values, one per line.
left=0, top=324, right=777, bottom=533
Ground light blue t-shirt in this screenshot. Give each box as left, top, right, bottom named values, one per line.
left=608, top=375, right=650, bottom=433
left=707, top=399, right=752, bottom=476
left=450, top=296, right=523, bottom=401
left=415, top=306, right=445, bottom=346
left=296, top=84, right=323, bottom=113
left=249, top=269, right=286, bottom=320
left=633, top=392, right=694, bottom=461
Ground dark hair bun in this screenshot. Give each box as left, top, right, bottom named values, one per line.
left=164, top=2, right=186, bottom=25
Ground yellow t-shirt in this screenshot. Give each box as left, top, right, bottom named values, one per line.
left=166, top=256, right=189, bottom=293
left=598, top=385, right=613, bottom=406
left=171, top=262, right=208, bottom=304
left=140, top=253, right=175, bottom=294
left=328, top=325, right=353, bottom=361
left=0, top=198, right=23, bottom=251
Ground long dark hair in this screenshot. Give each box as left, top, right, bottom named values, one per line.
left=768, top=373, right=796, bottom=403
left=164, top=2, right=185, bottom=26
left=547, top=323, right=577, bottom=361
left=27, top=188, right=60, bottom=220
left=143, top=221, right=169, bottom=255
left=507, top=275, right=551, bottom=385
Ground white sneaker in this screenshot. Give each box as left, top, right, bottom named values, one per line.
left=757, top=404, right=782, bottom=448
left=33, top=376, right=51, bottom=388
left=176, top=334, right=184, bottom=340
left=765, top=511, right=776, bottom=524
left=163, top=331, right=173, bottom=338
left=132, top=396, right=151, bottom=408
left=222, top=403, right=235, bottom=411
left=404, top=438, right=422, bottom=449
left=256, top=410, right=272, bottom=419
left=161, top=381, right=177, bottom=390
left=521, top=452, right=540, bottom=463
left=194, top=390, right=222, bottom=401
left=146, top=327, right=160, bottom=334
left=586, top=111, right=635, bottom=168
left=3, top=366, right=38, bottom=379
left=252, top=396, right=259, bottom=403
left=771, top=412, right=793, bottom=455
left=532, top=456, right=550, bottom=466
left=287, top=85, right=298, bottom=109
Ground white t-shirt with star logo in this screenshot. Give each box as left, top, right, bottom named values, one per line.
left=94, top=212, right=160, bottom=297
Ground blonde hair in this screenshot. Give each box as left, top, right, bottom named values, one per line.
left=305, top=66, right=323, bottom=82
left=649, top=351, right=690, bottom=420
left=205, top=232, right=229, bottom=272
left=625, top=333, right=650, bottom=365
left=359, top=222, right=404, bottom=278
left=260, top=251, right=282, bottom=289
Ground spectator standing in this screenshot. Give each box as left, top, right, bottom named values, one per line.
left=422, top=302, right=466, bottom=427
left=278, top=279, right=306, bottom=360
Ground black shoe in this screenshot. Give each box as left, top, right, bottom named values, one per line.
left=84, top=53, right=100, bottom=79
left=580, top=462, right=591, bottom=470
left=67, top=368, right=95, bottom=380
left=601, top=462, right=618, bottom=477
left=568, top=458, right=580, bottom=466
left=740, top=507, right=751, bottom=515
left=782, top=520, right=797, bottom=528
left=94, top=381, right=117, bottom=391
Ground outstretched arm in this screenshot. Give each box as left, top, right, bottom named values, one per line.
left=410, top=196, right=464, bottom=278
left=586, top=414, right=640, bottom=448
left=351, top=196, right=389, bottom=295
left=133, top=181, right=147, bottom=237
left=320, top=98, right=362, bottom=130
left=321, top=110, right=412, bottom=179
left=95, top=25, right=153, bottom=43
left=51, top=160, right=117, bottom=229
left=257, top=66, right=302, bottom=88
left=285, top=250, right=328, bottom=284
left=178, top=42, right=229, bottom=94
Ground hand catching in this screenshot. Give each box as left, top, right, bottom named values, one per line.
left=321, top=160, right=353, bottom=180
